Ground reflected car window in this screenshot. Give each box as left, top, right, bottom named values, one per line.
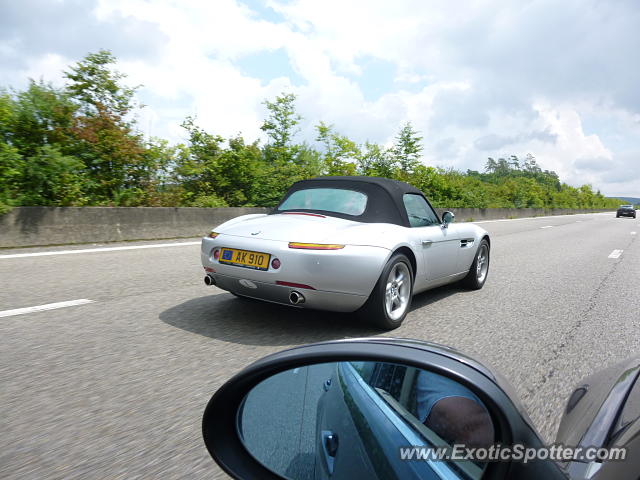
left=346, top=362, right=489, bottom=479
left=351, top=362, right=494, bottom=450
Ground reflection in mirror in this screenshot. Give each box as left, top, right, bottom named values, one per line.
left=239, top=362, right=495, bottom=480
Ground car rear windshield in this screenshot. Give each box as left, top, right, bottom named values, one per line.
left=278, top=188, right=368, bottom=216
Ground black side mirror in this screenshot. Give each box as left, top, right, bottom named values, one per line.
left=442, top=211, right=455, bottom=226
left=202, top=338, right=564, bottom=480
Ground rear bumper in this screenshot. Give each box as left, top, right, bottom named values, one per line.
left=201, top=235, right=389, bottom=296
left=211, top=272, right=368, bottom=312
left=617, top=211, right=636, bottom=217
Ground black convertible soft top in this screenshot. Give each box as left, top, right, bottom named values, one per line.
left=273, top=176, right=437, bottom=227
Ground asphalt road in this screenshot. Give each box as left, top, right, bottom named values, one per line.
left=1, top=212, right=639, bottom=479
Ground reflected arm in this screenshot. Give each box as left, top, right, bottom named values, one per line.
left=425, top=397, right=494, bottom=448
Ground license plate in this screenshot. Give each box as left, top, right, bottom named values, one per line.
left=219, top=248, right=270, bottom=271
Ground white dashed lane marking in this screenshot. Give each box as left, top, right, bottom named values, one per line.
left=0, top=241, right=200, bottom=259
left=0, top=299, right=95, bottom=318
left=608, top=250, right=624, bottom=259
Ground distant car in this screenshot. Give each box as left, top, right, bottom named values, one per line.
left=616, top=205, right=636, bottom=218
left=201, top=176, right=490, bottom=329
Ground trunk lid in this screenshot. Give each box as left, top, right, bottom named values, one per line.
left=219, top=213, right=368, bottom=244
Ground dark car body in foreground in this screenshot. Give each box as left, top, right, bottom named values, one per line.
left=616, top=205, right=636, bottom=218
left=202, top=338, right=640, bottom=480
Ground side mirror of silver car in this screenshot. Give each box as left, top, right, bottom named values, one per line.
left=442, top=211, right=455, bottom=226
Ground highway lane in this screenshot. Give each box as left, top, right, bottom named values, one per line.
left=1, top=211, right=638, bottom=479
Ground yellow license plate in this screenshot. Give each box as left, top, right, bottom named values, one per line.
left=219, top=248, right=270, bottom=271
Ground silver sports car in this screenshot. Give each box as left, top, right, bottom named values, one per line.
left=201, top=176, right=490, bottom=329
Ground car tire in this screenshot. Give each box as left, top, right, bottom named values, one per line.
left=616, top=214, right=620, bottom=218
left=358, top=253, right=413, bottom=330
left=461, top=239, right=490, bottom=290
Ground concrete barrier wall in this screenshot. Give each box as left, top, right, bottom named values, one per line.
left=434, top=207, right=612, bottom=222
left=0, top=206, right=613, bottom=248
left=0, top=206, right=270, bottom=248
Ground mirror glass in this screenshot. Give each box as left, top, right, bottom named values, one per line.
left=442, top=211, right=455, bottom=224
left=239, top=361, right=495, bottom=480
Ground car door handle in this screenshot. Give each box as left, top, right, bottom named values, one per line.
left=421, top=240, right=433, bottom=247
left=324, top=432, right=339, bottom=456
left=321, top=431, right=339, bottom=474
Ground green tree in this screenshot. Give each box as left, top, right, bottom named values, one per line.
left=20, top=145, right=86, bottom=206
left=261, top=92, right=301, bottom=164
left=64, top=49, right=139, bottom=119
left=7, top=81, right=76, bottom=157
left=0, top=82, right=87, bottom=208
left=173, top=117, right=226, bottom=206
left=315, top=122, right=358, bottom=175
left=391, top=122, right=423, bottom=176
left=358, top=142, right=394, bottom=177
left=213, top=136, right=262, bottom=206
left=64, top=50, right=151, bottom=203
left=0, top=142, right=24, bottom=212
left=69, top=108, right=148, bottom=203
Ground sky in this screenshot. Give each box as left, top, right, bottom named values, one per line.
left=1, top=0, right=639, bottom=196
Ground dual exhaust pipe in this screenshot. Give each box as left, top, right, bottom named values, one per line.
left=204, top=274, right=304, bottom=305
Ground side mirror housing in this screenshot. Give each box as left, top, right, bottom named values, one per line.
left=442, top=211, right=455, bottom=226
left=202, top=338, right=562, bottom=480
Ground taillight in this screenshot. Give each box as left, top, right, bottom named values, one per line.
left=288, top=242, right=344, bottom=250
left=271, top=258, right=281, bottom=269
left=208, top=232, right=220, bottom=238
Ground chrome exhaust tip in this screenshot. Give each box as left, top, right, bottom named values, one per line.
left=204, top=275, right=216, bottom=286
left=289, top=291, right=305, bottom=305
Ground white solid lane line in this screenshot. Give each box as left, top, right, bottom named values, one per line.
left=632, top=232, right=637, bottom=235
left=608, top=250, right=624, bottom=259
left=0, top=241, right=200, bottom=259
left=0, top=299, right=94, bottom=318
left=540, top=226, right=554, bottom=229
